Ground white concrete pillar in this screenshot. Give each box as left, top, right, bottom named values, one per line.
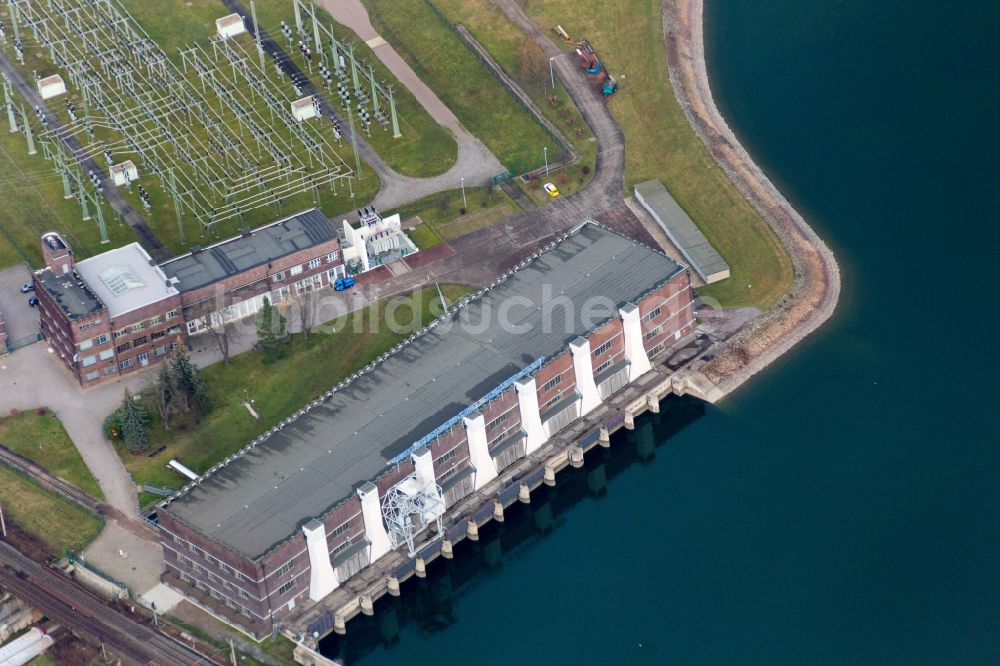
left=357, top=482, right=392, bottom=562
left=619, top=303, right=652, bottom=381
left=515, top=376, right=547, bottom=455
left=569, top=336, right=601, bottom=415
left=464, top=412, right=497, bottom=490
left=302, top=519, right=338, bottom=601
left=411, top=447, right=435, bottom=487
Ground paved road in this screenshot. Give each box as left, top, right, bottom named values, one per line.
left=222, top=0, right=503, bottom=212
left=0, top=53, right=171, bottom=263
left=0, top=343, right=146, bottom=518
left=0, top=541, right=212, bottom=665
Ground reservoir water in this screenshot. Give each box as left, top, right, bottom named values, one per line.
left=323, top=1, right=1000, bottom=662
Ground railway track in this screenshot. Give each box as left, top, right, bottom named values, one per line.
left=0, top=444, right=100, bottom=511
left=0, top=541, right=213, bottom=665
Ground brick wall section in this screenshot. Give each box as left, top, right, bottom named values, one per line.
left=428, top=423, right=470, bottom=482
left=534, top=351, right=577, bottom=413
left=34, top=286, right=110, bottom=384
left=637, top=273, right=694, bottom=357
left=481, top=388, right=521, bottom=446
left=158, top=512, right=269, bottom=628
left=262, top=497, right=366, bottom=625
left=105, top=295, right=185, bottom=380
left=586, top=317, right=627, bottom=375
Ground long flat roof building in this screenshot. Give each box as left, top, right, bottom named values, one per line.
left=160, top=209, right=337, bottom=293
left=634, top=179, right=731, bottom=284
left=157, top=222, right=696, bottom=635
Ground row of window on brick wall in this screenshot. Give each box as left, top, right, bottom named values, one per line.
left=271, top=252, right=339, bottom=283
left=84, top=341, right=178, bottom=381
left=641, top=306, right=662, bottom=323
left=178, top=571, right=258, bottom=621
left=110, top=310, right=178, bottom=341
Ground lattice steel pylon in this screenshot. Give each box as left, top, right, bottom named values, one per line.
left=381, top=474, right=445, bottom=556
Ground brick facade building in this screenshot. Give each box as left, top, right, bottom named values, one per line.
left=156, top=222, right=695, bottom=637
left=34, top=209, right=345, bottom=387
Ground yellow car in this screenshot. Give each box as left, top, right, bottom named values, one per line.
left=543, top=182, right=560, bottom=197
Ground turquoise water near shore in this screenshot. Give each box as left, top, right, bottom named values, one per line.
left=324, top=1, right=1000, bottom=662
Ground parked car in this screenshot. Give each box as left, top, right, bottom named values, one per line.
left=334, top=276, right=356, bottom=291
left=543, top=182, right=560, bottom=197
left=27, top=296, right=39, bottom=307
left=20, top=282, right=34, bottom=293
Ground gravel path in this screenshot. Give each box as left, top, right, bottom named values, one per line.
left=663, top=0, right=841, bottom=395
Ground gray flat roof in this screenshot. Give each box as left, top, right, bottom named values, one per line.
left=35, top=268, right=103, bottom=320
left=634, top=180, right=730, bottom=282
left=160, top=209, right=335, bottom=293
left=74, top=243, right=178, bottom=318
left=162, top=222, right=684, bottom=559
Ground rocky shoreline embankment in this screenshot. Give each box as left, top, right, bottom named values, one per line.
left=663, top=0, right=842, bottom=396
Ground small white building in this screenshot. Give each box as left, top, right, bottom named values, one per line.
left=291, top=96, right=318, bottom=122
left=36, top=74, right=67, bottom=100
left=215, top=13, right=247, bottom=40
left=341, top=209, right=418, bottom=273
left=110, top=160, right=139, bottom=187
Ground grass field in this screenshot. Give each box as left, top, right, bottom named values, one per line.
left=390, top=185, right=520, bottom=241
left=0, top=409, right=104, bottom=500
left=122, top=285, right=473, bottom=489
left=362, top=0, right=554, bottom=174
left=404, top=221, right=444, bottom=249
left=0, top=465, right=103, bottom=553
left=0, top=119, right=138, bottom=269
left=430, top=0, right=595, bottom=165
left=512, top=0, right=792, bottom=309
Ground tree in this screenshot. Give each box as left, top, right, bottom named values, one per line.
left=292, top=291, right=315, bottom=339
left=153, top=364, right=177, bottom=430
left=116, top=390, right=149, bottom=452
left=255, top=296, right=287, bottom=362
left=207, top=316, right=238, bottom=366
left=518, top=40, right=548, bottom=90
left=168, top=342, right=209, bottom=414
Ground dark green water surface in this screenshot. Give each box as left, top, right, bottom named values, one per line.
left=323, top=1, right=1000, bottom=662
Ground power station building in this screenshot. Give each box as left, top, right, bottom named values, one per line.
left=33, top=209, right=346, bottom=386
left=154, top=222, right=695, bottom=637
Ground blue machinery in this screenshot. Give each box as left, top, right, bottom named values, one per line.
left=389, top=357, right=545, bottom=466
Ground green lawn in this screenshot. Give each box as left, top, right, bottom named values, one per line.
left=405, top=221, right=444, bottom=249
left=0, top=465, right=103, bottom=553
left=389, top=185, right=520, bottom=241
left=504, top=0, right=793, bottom=309
left=430, top=0, right=596, bottom=166
left=362, top=0, right=553, bottom=174
left=0, top=409, right=104, bottom=500
left=122, top=285, right=473, bottom=489
left=0, top=114, right=137, bottom=269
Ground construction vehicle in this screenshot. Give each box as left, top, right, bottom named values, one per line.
left=575, top=40, right=618, bottom=97
left=334, top=276, right=356, bottom=291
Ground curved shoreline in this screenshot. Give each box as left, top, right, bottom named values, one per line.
left=663, top=0, right=842, bottom=396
